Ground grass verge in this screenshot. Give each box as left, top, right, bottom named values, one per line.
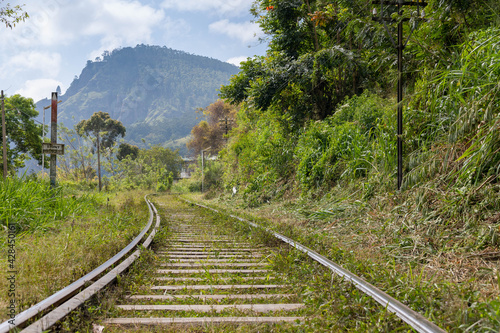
left=0, top=187, right=150, bottom=323
left=184, top=187, right=500, bottom=332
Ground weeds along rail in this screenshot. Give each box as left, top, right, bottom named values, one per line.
left=183, top=199, right=447, bottom=333
left=102, top=195, right=306, bottom=330
left=0, top=195, right=161, bottom=333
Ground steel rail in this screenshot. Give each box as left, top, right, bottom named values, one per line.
left=21, top=198, right=161, bottom=332
left=0, top=195, right=157, bottom=333
left=183, top=199, right=447, bottom=333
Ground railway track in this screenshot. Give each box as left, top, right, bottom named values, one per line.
left=1, top=194, right=448, bottom=332
left=101, top=198, right=305, bottom=332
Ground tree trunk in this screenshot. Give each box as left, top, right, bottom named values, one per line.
left=304, top=0, right=320, bottom=52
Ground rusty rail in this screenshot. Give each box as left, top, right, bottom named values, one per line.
left=183, top=199, right=447, bottom=333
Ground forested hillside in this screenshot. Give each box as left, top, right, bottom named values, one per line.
left=36, top=45, right=239, bottom=152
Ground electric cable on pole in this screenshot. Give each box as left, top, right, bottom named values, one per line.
left=372, top=0, right=427, bottom=190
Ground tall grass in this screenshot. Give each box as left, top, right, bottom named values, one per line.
left=0, top=176, right=102, bottom=231
left=406, top=27, right=500, bottom=187
left=0, top=189, right=148, bottom=321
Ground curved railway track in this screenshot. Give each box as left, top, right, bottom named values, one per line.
left=1, top=194, right=447, bottom=332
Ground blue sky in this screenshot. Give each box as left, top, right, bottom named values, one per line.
left=1, top=0, right=268, bottom=102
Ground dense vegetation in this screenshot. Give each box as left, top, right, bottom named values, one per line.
left=214, top=0, right=500, bottom=204
left=35, top=45, right=239, bottom=154
left=58, top=121, right=183, bottom=192
left=0, top=176, right=101, bottom=231
left=0, top=94, right=43, bottom=170
left=0, top=177, right=149, bottom=321
left=177, top=0, right=500, bottom=330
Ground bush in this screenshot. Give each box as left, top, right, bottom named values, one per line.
left=295, top=92, right=393, bottom=191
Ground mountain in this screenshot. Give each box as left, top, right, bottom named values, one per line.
left=36, top=44, right=239, bottom=155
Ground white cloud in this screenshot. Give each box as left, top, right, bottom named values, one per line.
left=161, top=0, right=252, bottom=16
left=209, top=20, right=262, bottom=43
left=7, top=0, right=78, bottom=47
left=16, top=79, right=64, bottom=102
left=84, top=0, right=165, bottom=48
left=3, top=52, right=62, bottom=77
left=226, top=56, right=249, bottom=67
left=162, top=17, right=191, bottom=42
left=81, top=0, right=165, bottom=61
left=8, top=0, right=165, bottom=50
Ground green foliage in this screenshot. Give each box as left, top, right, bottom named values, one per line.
left=114, top=145, right=183, bottom=190
left=406, top=27, right=500, bottom=187
left=0, top=1, right=28, bottom=29
left=117, top=143, right=139, bottom=161
left=220, top=92, right=393, bottom=202
left=76, top=111, right=126, bottom=149
left=219, top=0, right=500, bottom=205
left=202, top=159, right=224, bottom=192
left=57, top=124, right=96, bottom=183
left=295, top=92, right=393, bottom=191
left=0, top=176, right=102, bottom=231
left=220, top=47, right=364, bottom=126
left=76, top=111, right=126, bottom=191
left=1, top=94, right=43, bottom=171
left=175, top=156, right=224, bottom=194
left=467, top=297, right=500, bottom=331
left=219, top=107, right=297, bottom=206
left=156, top=168, right=173, bottom=192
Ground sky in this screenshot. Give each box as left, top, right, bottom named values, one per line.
left=1, top=0, right=268, bottom=102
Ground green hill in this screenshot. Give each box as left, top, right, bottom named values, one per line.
left=36, top=44, right=239, bottom=153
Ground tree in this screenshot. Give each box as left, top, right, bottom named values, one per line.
left=1, top=1, right=28, bottom=29
left=57, top=124, right=95, bottom=182
left=221, top=0, right=368, bottom=126
left=1, top=94, right=43, bottom=171
left=76, top=112, right=125, bottom=191
left=117, top=143, right=139, bottom=161
left=187, top=100, right=238, bottom=155
left=114, top=145, right=183, bottom=190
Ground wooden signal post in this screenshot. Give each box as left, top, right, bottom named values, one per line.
left=44, top=92, right=65, bottom=188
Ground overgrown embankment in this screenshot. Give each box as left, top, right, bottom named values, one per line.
left=0, top=178, right=149, bottom=321
left=176, top=25, right=500, bottom=331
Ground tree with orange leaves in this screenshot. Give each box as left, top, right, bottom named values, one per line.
left=187, top=100, right=238, bottom=156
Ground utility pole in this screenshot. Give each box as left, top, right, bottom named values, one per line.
left=219, top=117, right=234, bottom=145
left=50, top=92, right=58, bottom=188
left=372, top=0, right=426, bottom=190
left=201, top=147, right=211, bottom=193
left=42, top=100, right=61, bottom=180
left=1, top=91, right=7, bottom=179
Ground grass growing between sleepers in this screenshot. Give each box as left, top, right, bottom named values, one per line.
left=77, top=195, right=418, bottom=332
